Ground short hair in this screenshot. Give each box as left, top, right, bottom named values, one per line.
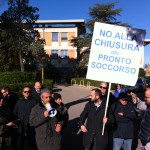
left=22, top=86, right=30, bottom=92
left=53, top=93, right=62, bottom=100
left=100, top=82, right=109, bottom=88
left=41, top=88, right=51, bottom=97
left=1, top=86, right=10, bottom=93
left=91, top=88, right=103, bottom=99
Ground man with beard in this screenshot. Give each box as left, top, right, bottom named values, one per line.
left=79, top=88, right=114, bottom=150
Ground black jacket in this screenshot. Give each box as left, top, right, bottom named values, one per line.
left=79, top=101, right=114, bottom=150
left=13, top=97, right=36, bottom=132
left=139, top=106, right=150, bottom=145
left=0, top=105, right=16, bottom=137
left=3, top=93, right=18, bottom=112
left=31, top=88, right=41, bottom=104
left=112, top=101, right=137, bottom=139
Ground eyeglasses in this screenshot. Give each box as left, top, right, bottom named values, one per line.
left=23, top=91, right=30, bottom=93
left=100, top=86, right=107, bottom=89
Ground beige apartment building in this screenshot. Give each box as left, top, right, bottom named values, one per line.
left=34, top=20, right=86, bottom=74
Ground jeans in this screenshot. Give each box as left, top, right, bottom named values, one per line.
left=113, top=138, right=132, bottom=150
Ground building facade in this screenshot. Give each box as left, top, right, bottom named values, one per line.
left=34, top=20, right=85, bottom=75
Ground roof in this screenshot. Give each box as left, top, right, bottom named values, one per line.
left=34, top=19, right=86, bottom=34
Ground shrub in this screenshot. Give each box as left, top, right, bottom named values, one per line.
left=0, top=72, right=36, bottom=84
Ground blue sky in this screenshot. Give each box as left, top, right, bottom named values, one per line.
left=0, top=0, right=150, bottom=64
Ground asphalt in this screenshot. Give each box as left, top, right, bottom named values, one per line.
left=53, top=84, right=92, bottom=150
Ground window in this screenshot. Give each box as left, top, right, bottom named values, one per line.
left=51, top=50, right=58, bottom=58
left=61, top=32, right=68, bottom=42
left=61, top=50, right=68, bottom=58
left=52, top=32, right=58, bottom=42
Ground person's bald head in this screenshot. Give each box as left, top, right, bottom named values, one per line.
left=145, top=88, right=150, bottom=105
left=34, top=82, right=42, bottom=92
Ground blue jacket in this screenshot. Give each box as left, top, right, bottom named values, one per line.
left=113, top=89, right=125, bottom=98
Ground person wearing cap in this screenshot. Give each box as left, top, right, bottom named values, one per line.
left=112, top=92, right=137, bottom=150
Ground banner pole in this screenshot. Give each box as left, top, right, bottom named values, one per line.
left=102, top=82, right=112, bottom=136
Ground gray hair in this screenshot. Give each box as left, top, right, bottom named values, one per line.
left=40, top=88, right=51, bottom=98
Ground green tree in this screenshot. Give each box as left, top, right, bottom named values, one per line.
left=70, top=2, right=130, bottom=72
left=138, top=68, right=145, bottom=77
left=0, top=0, right=40, bottom=72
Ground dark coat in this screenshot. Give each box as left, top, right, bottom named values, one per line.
left=0, top=105, right=15, bottom=137
left=139, top=106, right=150, bottom=145
left=53, top=102, right=69, bottom=133
left=79, top=101, right=114, bottom=150
left=112, top=101, right=137, bottom=139
left=13, top=97, right=36, bottom=133
left=29, top=101, right=63, bottom=150
left=3, top=93, right=18, bottom=112
left=31, top=88, right=41, bottom=104
left=103, top=92, right=117, bottom=107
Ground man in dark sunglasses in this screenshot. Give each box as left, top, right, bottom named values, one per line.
left=99, top=82, right=116, bottom=106
left=13, top=87, right=37, bottom=150
left=99, top=82, right=117, bottom=150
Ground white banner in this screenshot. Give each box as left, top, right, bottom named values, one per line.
left=86, top=22, right=146, bottom=86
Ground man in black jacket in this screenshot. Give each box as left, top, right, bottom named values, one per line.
left=112, top=92, right=137, bottom=150
left=13, top=87, right=37, bottom=150
left=31, top=81, right=42, bottom=104
left=29, top=88, right=65, bottom=150
left=0, top=93, right=17, bottom=150
left=138, top=88, right=150, bottom=150
left=79, top=88, right=114, bottom=150
left=1, top=86, right=18, bottom=112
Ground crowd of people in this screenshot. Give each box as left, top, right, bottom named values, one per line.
left=79, top=82, right=150, bottom=150
left=0, top=82, right=68, bottom=150
left=0, top=81, right=150, bottom=150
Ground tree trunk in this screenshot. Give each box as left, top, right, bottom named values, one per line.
left=19, top=49, right=24, bottom=72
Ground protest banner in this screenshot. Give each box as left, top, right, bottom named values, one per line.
left=86, top=22, right=146, bottom=135
left=86, top=22, right=146, bottom=86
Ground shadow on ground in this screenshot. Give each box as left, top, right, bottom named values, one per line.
left=65, top=97, right=90, bottom=109
left=62, top=117, right=84, bottom=150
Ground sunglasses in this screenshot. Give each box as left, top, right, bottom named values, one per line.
left=100, top=86, right=107, bottom=89
left=23, top=91, right=30, bottom=93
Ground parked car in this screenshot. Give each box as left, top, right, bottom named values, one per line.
left=124, top=77, right=146, bottom=93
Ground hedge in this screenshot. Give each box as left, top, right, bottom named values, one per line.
left=0, top=72, right=53, bottom=93
left=0, top=72, right=36, bottom=84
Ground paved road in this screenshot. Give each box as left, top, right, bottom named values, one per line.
left=53, top=84, right=92, bottom=150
